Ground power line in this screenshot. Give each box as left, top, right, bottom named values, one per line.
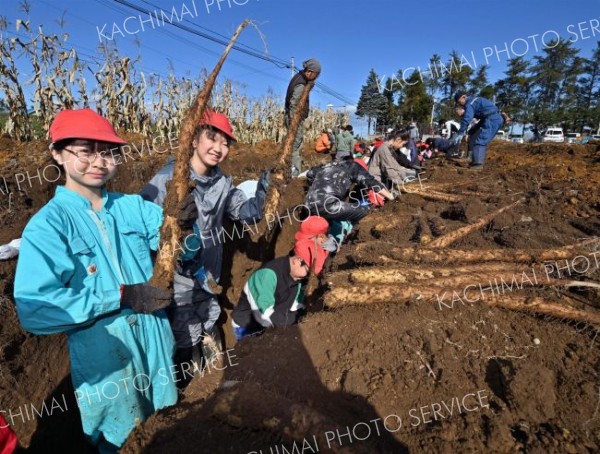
left=108, top=0, right=355, bottom=105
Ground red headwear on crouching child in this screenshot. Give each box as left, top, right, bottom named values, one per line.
left=293, top=238, right=329, bottom=276
left=294, top=216, right=329, bottom=242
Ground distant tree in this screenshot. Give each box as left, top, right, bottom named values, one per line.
left=0, top=98, right=8, bottom=112
left=441, top=50, right=473, bottom=98
left=573, top=41, right=600, bottom=130
left=425, top=54, right=443, bottom=97
left=398, top=70, right=433, bottom=124
left=468, top=66, right=489, bottom=95
left=356, top=69, right=388, bottom=134
left=530, top=39, right=581, bottom=126
left=494, top=57, right=532, bottom=121
left=380, top=77, right=400, bottom=131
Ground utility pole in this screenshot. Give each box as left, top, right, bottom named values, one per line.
left=291, top=57, right=295, bottom=77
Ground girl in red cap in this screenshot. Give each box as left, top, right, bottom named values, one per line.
left=14, top=109, right=186, bottom=451
left=141, top=110, right=270, bottom=383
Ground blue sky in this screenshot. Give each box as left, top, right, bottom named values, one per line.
left=3, top=0, right=600, bottom=134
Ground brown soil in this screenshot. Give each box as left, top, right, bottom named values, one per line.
left=1, top=138, right=599, bottom=453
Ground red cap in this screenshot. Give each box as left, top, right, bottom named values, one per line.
left=353, top=158, right=368, bottom=170
left=294, top=216, right=329, bottom=241
left=200, top=110, right=237, bottom=142
left=50, top=109, right=127, bottom=145
left=294, top=239, right=328, bottom=275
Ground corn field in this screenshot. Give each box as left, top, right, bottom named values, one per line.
left=0, top=16, right=346, bottom=145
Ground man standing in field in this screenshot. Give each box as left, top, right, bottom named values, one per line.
left=285, top=58, right=321, bottom=177
left=451, top=90, right=504, bottom=170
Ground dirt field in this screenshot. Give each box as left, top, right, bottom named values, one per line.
left=1, top=138, right=599, bottom=453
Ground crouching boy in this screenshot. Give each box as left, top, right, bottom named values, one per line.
left=231, top=240, right=325, bottom=340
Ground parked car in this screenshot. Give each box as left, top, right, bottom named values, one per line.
left=510, top=134, right=524, bottom=144
left=495, top=130, right=508, bottom=141
left=591, top=134, right=600, bottom=141
left=565, top=132, right=581, bottom=144
left=542, top=127, right=565, bottom=143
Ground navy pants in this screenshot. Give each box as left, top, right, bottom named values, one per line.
left=470, top=113, right=504, bottom=165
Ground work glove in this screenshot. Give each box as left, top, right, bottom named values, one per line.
left=450, top=134, right=464, bottom=146
left=321, top=235, right=339, bottom=252
left=257, top=170, right=270, bottom=193
left=177, top=191, right=198, bottom=230
left=121, top=283, right=172, bottom=314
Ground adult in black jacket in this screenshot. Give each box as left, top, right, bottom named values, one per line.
left=305, top=157, right=394, bottom=223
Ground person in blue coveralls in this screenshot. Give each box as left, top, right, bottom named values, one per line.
left=450, top=90, right=504, bottom=170
left=13, top=109, right=191, bottom=452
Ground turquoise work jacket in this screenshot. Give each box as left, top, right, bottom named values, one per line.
left=14, top=186, right=177, bottom=448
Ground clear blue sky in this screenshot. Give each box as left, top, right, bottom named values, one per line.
left=3, top=0, right=600, bottom=134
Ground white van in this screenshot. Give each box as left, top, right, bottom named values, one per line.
left=542, top=128, right=564, bottom=143
left=565, top=133, right=580, bottom=144
left=495, top=130, right=507, bottom=141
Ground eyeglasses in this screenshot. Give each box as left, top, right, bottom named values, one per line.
left=63, top=145, right=122, bottom=165
left=298, top=258, right=310, bottom=270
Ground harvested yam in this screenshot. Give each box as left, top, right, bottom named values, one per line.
left=325, top=274, right=600, bottom=307
left=351, top=238, right=599, bottom=265
left=253, top=79, right=315, bottom=241
left=152, top=20, right=250, bottom=290
left=426, top=198, right=523, bottom=249
left=339, top=263, right=535, bottom=285
left=485, top=295, right=600, bottom=327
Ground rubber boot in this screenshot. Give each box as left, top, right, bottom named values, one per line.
left=470, top=145, right=486, bottom=169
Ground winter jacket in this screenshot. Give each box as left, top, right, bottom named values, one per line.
left=141, top=161, right=267, bottom=308
left=232, top=256, right=304, bottom=328
left=305, top=159, right=383, bottom=215
left=315, top=132, right=332, bottom=153
left=285, top=72, right=309, bottom=119
left=458, top=97, right=499, bottom=136
left=335, top=130, right=356, bottom=158
left=14, top=186, right=177, bottom=448
left=368, top=142, right=416, bottom=185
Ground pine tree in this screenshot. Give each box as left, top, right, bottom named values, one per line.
left=356, top=69, right=388, bottom=134
left=574, top=42, right=600, bottom=131
left=398, top=71, right=433, bottom=124
left=530, top=39, right=581, bottom=126
left=494, top=57, right=532, bottom=121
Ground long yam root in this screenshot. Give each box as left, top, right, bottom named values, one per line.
left=152, top=20, right=250, bottom=290
left=426, top=198, right=524, bottom=249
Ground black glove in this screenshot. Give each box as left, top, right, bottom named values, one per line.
left=258, top=170, right=270, bottom=192
left=121, top=283, right=172, bottom=314
left=178, top=191, right=198, bottom=230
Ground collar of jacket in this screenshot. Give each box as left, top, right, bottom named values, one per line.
left=55, top=185, right=109, bottom=209
left=190, top=164, right=224, bottom=184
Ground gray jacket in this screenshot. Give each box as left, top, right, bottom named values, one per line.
left=141, top=161, right=267, bottom=306
left=368, top=143, right=416, bottom=185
